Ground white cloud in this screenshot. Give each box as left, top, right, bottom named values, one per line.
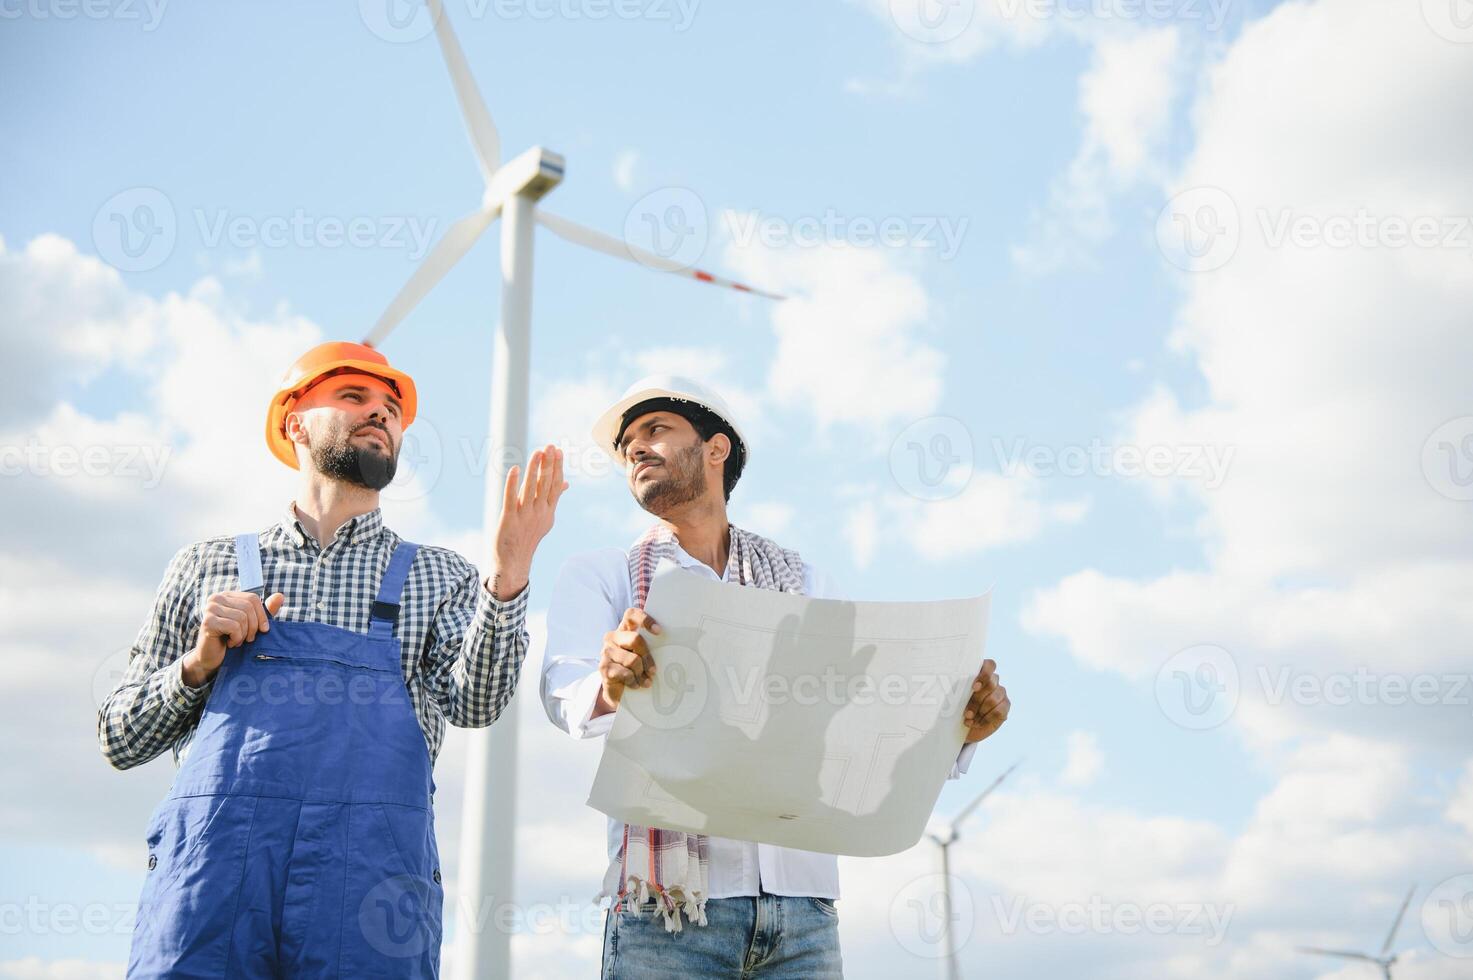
left=529, top=372, right=624, bottom=474
left=815, top=723, right=1468, bottom=977
left=723, top=238, right=945, bottom=432
left=1444, top=761, right=1473, bottom=844
left=0, top=234, right=158, bottom=426
left=1060, top=730, right=1104, bottom=787
left=1006, top=0, right=1473, bottom=972
left=612, top=149, right=639, bottom=193
left=848, top=0, right=1052, bottom=92
left=849, top=1, right=1188, bottom=274
left=0, top=960, right=125, bottom=980
left=887, top=472, right=1088, bottom=560
left=1013, top=27, right=1183, bottom=272
left=1081, top=28, right=1182, bottom=180
left=629, top=344, right=726, bottom=381
left=845, top=497, right=879, bottom=570
left=199, top=249, right=264, bottom=280
left=734, top=499, right=796, bottom=539
left=1023, top=0, right=1473, bottom=748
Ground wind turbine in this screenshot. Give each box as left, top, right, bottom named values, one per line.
left=924, top=760, right=1020, bottom=980
left=360, top=3, right=783, bottom=978
left=1296, top=885, right=1417, bottom=980
left=362, top=0, right=783, bottom=353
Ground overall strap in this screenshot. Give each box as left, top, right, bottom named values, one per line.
left=369, top=541, right=420, bottom=636
left=234, top=533, right=264, bottom=598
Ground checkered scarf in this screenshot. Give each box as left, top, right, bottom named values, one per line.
left=601, top=520, right=806, bottom=932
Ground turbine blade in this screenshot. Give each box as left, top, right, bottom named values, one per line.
left=1380, top=885, right=1416, bottom=956
left=426, top=0, right=501, bottom=182
left=535, top=209, right=786, bottom=301
left=363, top=207, right=498, bottom=348
left=951, top=759, right=1022, bottom=832
left=1296, top=947, right=1377, bottom=963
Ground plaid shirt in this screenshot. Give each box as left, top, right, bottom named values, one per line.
left=97, top=501, right=530, bottom=770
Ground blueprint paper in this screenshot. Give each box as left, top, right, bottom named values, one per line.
left=587, top=560, right=991, bottom=857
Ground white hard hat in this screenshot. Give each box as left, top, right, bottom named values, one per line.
left=592, top=375, right=749, bottom=464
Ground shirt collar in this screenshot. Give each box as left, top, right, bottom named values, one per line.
left=640, top=522, right=734, bottom=580
left=282, top=499, right=384, bottom=549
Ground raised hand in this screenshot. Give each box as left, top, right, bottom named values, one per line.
left=489, top=445, right=568, bottom=600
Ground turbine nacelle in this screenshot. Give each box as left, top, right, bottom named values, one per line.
left=481, top=146, right=565, bottom=212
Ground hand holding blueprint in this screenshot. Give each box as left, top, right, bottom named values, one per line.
left=587, top=560, right=992, bottom=857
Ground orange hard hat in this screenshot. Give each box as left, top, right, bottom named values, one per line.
left=265, top=341, right=418, bottom=469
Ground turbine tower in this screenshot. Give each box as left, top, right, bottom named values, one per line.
left=924, top=760, right=1020, bottom=980
left=362, top=2, right=783, bottom=976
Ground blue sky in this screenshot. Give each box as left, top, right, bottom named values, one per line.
left=4, top=0, right=1472, bottom=977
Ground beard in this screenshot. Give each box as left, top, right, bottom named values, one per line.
left=632, top=442, right=706, bottom=513
left=309, top=419, right=398, bottom=491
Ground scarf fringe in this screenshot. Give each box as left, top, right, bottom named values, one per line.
left=599, top=874, right=708, bottom=933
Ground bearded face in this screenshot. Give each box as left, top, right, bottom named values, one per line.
left=630, top=439, right=706, bottom=513
left=284, top=374, right=406, bottom=490
left=303, top=409, right=399, bottom=491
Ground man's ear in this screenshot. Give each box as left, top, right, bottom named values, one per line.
left=284, top=409, right=309, bottom=451
left=707, top=431, right=731, bottom=466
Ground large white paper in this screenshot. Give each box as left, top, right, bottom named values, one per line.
left=587, top=560, right=991, bottom=857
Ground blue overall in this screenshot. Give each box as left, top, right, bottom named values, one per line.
left=128, top=533, right=444, bottom=978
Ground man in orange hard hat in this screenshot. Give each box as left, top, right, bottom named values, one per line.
left=101, top=341, right=566, bottom=977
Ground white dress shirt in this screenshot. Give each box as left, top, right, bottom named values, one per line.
left=540, top=534, right=979, bottom=900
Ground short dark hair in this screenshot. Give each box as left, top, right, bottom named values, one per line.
left=616, top=397, right=746, bottom=502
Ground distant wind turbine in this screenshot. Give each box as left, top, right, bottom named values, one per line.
left=924, top=760, right=1021, bottom=980
left=1296, top=884, right=1417, bottom=980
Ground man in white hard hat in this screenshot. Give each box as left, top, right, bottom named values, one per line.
left=540, top=376, right=1010, bottom=978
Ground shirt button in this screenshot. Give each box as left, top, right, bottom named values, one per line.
left=316, top=600, right=327, bottom=610
left=148, top=854, right=157, bottom=871
left=432, top=868, right=442, bottom=884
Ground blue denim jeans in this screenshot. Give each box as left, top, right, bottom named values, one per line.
left=601, top=892, right=843, bottom=978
